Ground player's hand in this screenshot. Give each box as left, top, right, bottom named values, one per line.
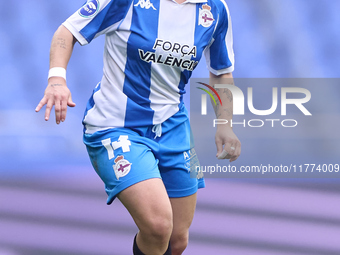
left=35, top=77, right=76, bottom=124
left=215, top=126, right=241, bottom=162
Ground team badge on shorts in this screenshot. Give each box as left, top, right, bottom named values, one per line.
left=79, top=0, right=100, bottom=18
left=198, top=4, right=214, bottom=28
left=113, top=155, right=132, bottom=180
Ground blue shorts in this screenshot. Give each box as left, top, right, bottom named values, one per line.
left=83, top=105, right=205, bottom=204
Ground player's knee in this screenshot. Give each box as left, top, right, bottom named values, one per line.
left=142, top=213, right=173, bottom=242
left=171, top=231, right=189, bottom=255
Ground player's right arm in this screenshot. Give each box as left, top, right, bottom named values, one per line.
left=35, top=25, right=77, bottom=124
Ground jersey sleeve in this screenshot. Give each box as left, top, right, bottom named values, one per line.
left=62, top=0, right=132, bottom=45
left=204, top=0, right=235, bottom=75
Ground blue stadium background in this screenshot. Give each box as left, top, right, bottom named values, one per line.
left=1, top=0, right=340, bottom=254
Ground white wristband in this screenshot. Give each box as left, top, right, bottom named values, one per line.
left=48, top=67, right=66, bottom=81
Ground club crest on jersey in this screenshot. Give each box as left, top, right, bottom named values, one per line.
left=113, top=155, right=132, bottom=180
left=134, top=0, right=157, bottom=10
left=79, top=0, right=100, bottom=18
left=198, top=4, right=214, bottom=28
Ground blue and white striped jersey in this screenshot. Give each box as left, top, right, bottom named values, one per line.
left=63, top=0, right=234, bottom=134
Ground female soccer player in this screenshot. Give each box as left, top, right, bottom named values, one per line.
left=36, top=0, right=241, bottom=254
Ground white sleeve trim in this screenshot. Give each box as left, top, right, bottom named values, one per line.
left=208, top=65, right=234, bottom=76
left=62, top=22, right=89, bottom=46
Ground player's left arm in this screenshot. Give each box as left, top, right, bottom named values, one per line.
left=209, top=72, right=241, bottom=162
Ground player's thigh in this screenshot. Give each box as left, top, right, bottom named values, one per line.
left=170, top=193, right=197, bottom=240
left=117, top=178, right=173, bottom=235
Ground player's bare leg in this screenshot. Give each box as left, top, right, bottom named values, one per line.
left=118, top=178, right=173, bottom=255
left=169, top=193, right=197, bottom=255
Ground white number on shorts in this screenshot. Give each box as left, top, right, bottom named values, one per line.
left=101, top=135, right=131, bottom=160
left=101, top=138, right=115, bottom=160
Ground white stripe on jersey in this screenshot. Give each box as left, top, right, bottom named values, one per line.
left=149, top=0, right=197, bottom=124
left=222, top=0, right=235, bottom=72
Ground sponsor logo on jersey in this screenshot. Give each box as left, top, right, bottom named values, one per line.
left=134, top=0, right=157, bottom=10
left=138, top=39, right=199, bottom=71
left=79, top=0, right=100, bottom=18
left=113, top=155, right=132, bottom=180
left=198, top=4, right=214, bottom=27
